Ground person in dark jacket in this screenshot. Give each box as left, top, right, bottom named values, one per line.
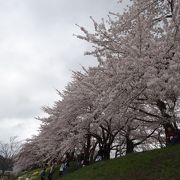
left=165, top=124, right=180, bottom=145
left=40, top=168, right=46, bottom=180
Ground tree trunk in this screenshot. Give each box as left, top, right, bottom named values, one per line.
left=83, top=134, right=91, bottom=165
left=103, top=144, right=111, bottom=160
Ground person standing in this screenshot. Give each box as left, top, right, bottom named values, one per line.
left=40, top=168, right=46, bottom=180
left=59, top=162, right=65, bottom=176
left=48, top=163, right=55, bottom=180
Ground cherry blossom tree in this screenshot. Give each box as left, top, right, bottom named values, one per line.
left=76, top=0, right=180, bottom=143
left=15, top=0, right=180, bottom=170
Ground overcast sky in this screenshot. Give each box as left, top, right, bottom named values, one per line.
left=0, top=0, right=127, bottom=142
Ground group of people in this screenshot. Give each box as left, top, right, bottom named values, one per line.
left=40, top=162, right=55, bottom=180
left=40, top=160, right=69, bottom=180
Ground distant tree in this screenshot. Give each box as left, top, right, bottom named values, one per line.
left=0, top=137, right=20, bottom=175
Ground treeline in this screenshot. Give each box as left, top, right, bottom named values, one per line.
left=15, top=0, right=180, bottom=171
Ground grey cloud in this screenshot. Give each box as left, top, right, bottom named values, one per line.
left=0, top=118, right=40, bottom=142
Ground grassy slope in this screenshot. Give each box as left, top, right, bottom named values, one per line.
left=20, top=144, right=180, bottom=180
left=62, top=144, right=180, bottom=180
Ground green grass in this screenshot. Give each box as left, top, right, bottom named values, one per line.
left=21, top=144, right=180, bottom=180
left=62, top=144, right=180, bottom=180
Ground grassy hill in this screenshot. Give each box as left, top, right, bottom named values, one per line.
left=19, top=144, right=180, bottom=180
